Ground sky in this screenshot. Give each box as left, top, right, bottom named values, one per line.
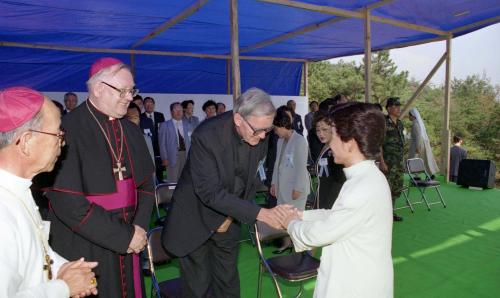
left=329, top=23, right=500, bottom=87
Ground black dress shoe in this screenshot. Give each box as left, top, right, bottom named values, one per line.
left=393, top=214, right=403, bottom=222
left=272, top=246, right=293, bottom=254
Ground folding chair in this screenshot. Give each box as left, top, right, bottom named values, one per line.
left=147, top=227, right=182, bottom=298
left=405, top=158, right=446, bottom=211
left=254, top=222, right=320, bottom=298
left=154, top=183, right=176, bottom=225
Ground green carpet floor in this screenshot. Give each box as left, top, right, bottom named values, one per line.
left=146, top=177, right=500, bottom=297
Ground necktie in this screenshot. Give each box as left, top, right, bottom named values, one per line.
left=177, top=122, right=186, bottom=151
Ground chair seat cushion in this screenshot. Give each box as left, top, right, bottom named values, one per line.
left=412, top=180, right=440, bottom=187
left=267, top=252, right=320, bottom=280
left=159, top=277, right=182, bottom=298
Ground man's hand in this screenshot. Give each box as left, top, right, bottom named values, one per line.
left=57, top=258, right=98, bottom=297
left=273, top=204, right=301, bottom=228
left=291, top=190, right=301, bottom=200
left=270, top=184, right=276, bottom=197
left=162, top=159, right=169, bottom=167
left=257, top=205, right=297, bottom=229
left=127, top=225, right=147, bottom=254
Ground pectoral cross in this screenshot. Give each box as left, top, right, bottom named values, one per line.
left=113, top=161, right=127, bottom=180
left=43, top=254, right=53, bottom=280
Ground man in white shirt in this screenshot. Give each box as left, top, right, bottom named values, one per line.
left=0, top=86, right=98, bottom=298
left=159, top=102, right=191, bottom=183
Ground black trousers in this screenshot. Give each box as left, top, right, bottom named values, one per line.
left=179, top=223, right=241, bottom=298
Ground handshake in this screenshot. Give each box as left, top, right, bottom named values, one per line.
left=256, top=204, right=302, bottom=230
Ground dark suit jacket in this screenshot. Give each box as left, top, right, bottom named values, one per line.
left=162, top=112, right=267, bottom=257
left=140, top=111, right=165, bottom=156
left=292, top=113, right=304, bottom=135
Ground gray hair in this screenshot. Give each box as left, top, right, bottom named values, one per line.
left=86, top=63, right=131, bottom=93
left=233, top=88, right=276, bottom=118
left=0, top=111, right=43, bottom=149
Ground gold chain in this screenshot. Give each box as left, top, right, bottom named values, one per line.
left=86, top=100, right=124, bottom=165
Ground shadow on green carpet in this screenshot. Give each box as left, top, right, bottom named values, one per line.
left=146, top=177, right=500, bottom=297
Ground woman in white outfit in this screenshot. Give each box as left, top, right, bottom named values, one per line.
left=270, top=105, right=310, bottom=253
left=408, top=107, right=439, bottom=176
left=280, top=102, right=394, bottom=298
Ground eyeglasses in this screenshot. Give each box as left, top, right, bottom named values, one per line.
left=241, top=117, right=274, bottom=137
left=29, top=129, right=66, bottom=145
left=101, top=81, right=139, bottom=98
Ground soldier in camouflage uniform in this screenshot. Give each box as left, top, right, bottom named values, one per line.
left=380, top=97, right=405, bottom=222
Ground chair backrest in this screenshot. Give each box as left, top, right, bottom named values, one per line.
left=147, top=226, right=174, bottom=298
left=255, top=221, right=288, bottom=243
left=147, top=227, right=172, bottom=264
left=254, top=180, right=269, bottom=194
left=154, top=183, right=176, bottom=219
left=155, top=183, right=177, bottom=205
left=407, top=158, right=426, bottom=174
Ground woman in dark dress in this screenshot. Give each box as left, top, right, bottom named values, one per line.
left=313, top=111, right=346, bottom=209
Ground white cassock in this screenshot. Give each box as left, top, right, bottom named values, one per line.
left=288, top=160, right=394, bottom=298
left=0, top=169, right=69, bottom=298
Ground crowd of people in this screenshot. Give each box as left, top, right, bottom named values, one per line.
left=1, top=56, right=466, bottom=298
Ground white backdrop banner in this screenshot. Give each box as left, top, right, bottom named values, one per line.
left=45, top=92, right=310, bottom=138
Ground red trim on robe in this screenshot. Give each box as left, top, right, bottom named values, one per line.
left=137, top=190, right=154, bottom=196
left=71, top=203, right=95, bottom=232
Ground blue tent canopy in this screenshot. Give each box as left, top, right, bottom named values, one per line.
left=0, top=0, right=499, bottom=94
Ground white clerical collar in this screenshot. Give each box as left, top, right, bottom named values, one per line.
left=343, top=160, right=374, bottom=179
left=0, top=168, right=32, bottom=196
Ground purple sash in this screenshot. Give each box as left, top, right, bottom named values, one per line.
left=86, top=178, right=136, bottom=210
left=86, top=178, right=143, bottom=298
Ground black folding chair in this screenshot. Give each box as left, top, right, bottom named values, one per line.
left=254, top=222, right=320, bottom=298
left=147, top=227, right=182, bottom=298
left=154, top=183, right=176, bottom=225
left=405, top=158, right=446, bottom=211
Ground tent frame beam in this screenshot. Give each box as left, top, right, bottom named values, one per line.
left=240, top=0, right=393, bottom=53
left=442, top=37, right=452, bottom=182
left=0, top=41, right=306, bottom=63
left=131, top=0, right=209, bottom=49
left=230, top=0, right=241, bottom=102
left=364, top=8, right=372, bottom=103
left=302, top=62, right=308, bottom=97
left=258, top=0, right=449, bottom=36
left=400, top=52, right=447, bottom=117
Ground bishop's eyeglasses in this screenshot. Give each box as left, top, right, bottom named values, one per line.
left=101, top=81, right=139, bottom=98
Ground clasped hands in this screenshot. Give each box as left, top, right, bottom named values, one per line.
left=256, top=204, right=303, bottom=230
left=127, top=225, right=147, bottom=254
left=57, top=258, right=98, bottom=298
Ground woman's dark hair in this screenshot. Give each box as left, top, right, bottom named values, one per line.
left=453, top=135, right=463, bottom=143
left=202, top=100, right=217, bottom=111
left=273, top=105, right=293, bottom=129
left=181, top=99, right=194, bottom=109
left=312, top=110, right=332, bottom=127
left=330, top=102, right=386, bottom=160
left=128, top=102, right=141, bottom=115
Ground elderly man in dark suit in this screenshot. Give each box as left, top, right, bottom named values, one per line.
left=162, top=88, right=286, bottom=297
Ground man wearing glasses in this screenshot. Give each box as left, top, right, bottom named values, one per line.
left=0, top=87, right=98, bottom=297
left=47, top=57, right=155, bottom=298
left=162, top=88, right=290, bottom=297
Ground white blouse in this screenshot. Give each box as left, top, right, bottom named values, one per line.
left=288, top=160, right=394, bottom=298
